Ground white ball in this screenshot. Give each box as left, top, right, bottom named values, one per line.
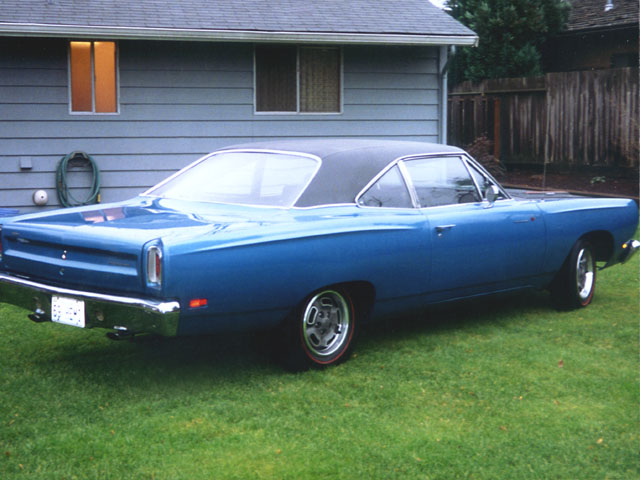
left=33, top=190, right=48, bottom=206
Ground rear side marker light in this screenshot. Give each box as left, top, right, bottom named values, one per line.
left=189, top=298, right=208, bottom=309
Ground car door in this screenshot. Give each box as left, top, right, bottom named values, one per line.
left=401, top=155, right=545, bottom=300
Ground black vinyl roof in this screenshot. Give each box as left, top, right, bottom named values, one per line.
left=221, top=139, right=464, bottom=207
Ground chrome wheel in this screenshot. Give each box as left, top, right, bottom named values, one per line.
left=550, top=239, right=597, bottom=310
left=302, top=290, right=351, bottom=358
left=576, top=247, right=595, bottom=303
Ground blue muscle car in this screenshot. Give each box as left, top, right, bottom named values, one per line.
left=0, top=139, right=638, bottom=370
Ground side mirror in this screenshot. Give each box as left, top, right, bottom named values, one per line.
left=484, top=185, right=500, bottom=205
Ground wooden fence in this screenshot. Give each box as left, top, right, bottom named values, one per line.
left=447, top=67, right=639, bottom=169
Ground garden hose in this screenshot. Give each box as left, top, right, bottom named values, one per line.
left=56, top=151, right=101, bottom=207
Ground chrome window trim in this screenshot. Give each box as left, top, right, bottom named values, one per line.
left=354, top=151, right=467, bottom=210
left=462, top=154, right=511, bottom=200
left=398, top=153, right=513, bottom=211
left=398, top=153, right=479, bottom=209
left=145, top=149, right=511, bottom=211
left=459, top=155, right=483, bottom=202
left=354, top=159, right=417, bottom=210
left=293, top=203, right=357, bottom=210
left=397, top=161, right=421, bottom=208
left=144, top=148, right=323, bottom=208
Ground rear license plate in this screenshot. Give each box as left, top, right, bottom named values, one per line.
left=51, top=296, right=85, bottom=328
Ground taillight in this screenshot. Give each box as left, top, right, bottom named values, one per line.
left=146, top=245, right=162, bottom=285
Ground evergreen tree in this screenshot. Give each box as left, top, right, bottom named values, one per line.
left=446, top=0, right=570, bottom=85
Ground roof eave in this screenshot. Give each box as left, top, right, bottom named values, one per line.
left=563, top=22, right=639, bottom=35
left=0, top=23, right=479, bottom=46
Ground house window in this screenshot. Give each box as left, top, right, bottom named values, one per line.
left=255, top=46, right=341, bottom=113
left=69, top=41, right=118, bottom=113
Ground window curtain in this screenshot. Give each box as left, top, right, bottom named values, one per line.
left=255, top=46, right=297, bottom=112
left=300, top=48, right=340, bottom=113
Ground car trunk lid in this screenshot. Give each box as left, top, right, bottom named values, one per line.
left=0, top=200, right=227, bottom=296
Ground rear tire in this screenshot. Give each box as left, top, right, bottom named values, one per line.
left=279, top=288, right=356, bottom=372
left=550, top=239, right=597, bottom=310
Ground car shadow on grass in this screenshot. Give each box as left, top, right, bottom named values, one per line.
left=31, top=288, right=556, bottom=387
left=360, top=288, right=556, bottom=345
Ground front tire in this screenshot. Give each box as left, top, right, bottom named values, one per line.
left=550, top=239, right=597, bottom=310
left=280, top=288, right=356, bottom=371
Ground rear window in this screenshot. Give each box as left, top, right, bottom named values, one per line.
left=147, top=151, right=320, bottom=207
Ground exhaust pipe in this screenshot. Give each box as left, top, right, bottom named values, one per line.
left=106, top=328, right=135, bottom=341
left=28, top=310, right=49, bottom=323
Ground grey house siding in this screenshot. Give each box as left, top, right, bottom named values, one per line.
left=0, top=37, right=441, bottom=212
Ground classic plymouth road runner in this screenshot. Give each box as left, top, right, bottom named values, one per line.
left=0, top=140, right=638, bottom=370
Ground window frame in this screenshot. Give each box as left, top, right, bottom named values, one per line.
left=356, top=163, right=414, bottom=209
left=253, top=45, right=343, bottom=115
left=356, top=154, right=511, bottom=210
left=67, top=40, right=120, bottom=115
left=401, top=155, right=482, bottom=209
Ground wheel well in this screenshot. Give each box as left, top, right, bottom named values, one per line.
left=581, top=231, right=614, bottom=262
left=335, top=281, right=376, bottom=323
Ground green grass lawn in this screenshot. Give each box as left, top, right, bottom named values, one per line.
left=1, top=254, right=638, bottom=479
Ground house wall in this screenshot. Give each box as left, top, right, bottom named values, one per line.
left=0, top=37, right=441, bottom=212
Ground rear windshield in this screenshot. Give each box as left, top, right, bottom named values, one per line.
left=147, top=151, right=320, bottom=207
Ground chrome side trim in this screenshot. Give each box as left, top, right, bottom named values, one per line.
left=0, top=273, right=180, bottom=336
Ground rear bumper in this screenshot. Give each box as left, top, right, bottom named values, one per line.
left=0, top=273, right=180, bottom=336
left=620, top=239, right=640, bottom=264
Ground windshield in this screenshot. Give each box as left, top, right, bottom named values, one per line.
left=147, top=151, right=320, bottom=207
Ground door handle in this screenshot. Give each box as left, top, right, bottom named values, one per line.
left=435, top=224, right=456, bottom=234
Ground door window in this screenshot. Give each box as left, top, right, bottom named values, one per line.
left=402, top=157, right=480, bottom=208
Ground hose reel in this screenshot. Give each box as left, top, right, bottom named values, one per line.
left=56, top=151, right=101, bottom=208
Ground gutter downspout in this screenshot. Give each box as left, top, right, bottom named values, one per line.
left=438, top=45, right=455, bottom=144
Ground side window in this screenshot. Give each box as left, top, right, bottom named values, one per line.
left=403, top=156, right=480, bottom=208
left=357, top=166, right=413, bottom=208
left=466, top=161, right=507, bottom=201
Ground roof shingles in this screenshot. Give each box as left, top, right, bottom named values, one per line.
left=567, top=0, right=638, bottom=31
left=0, top=0, right=475, bottom=39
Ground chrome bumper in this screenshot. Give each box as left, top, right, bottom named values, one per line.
left=620, top=239, right=640, bottom=264
left=0, top=273, right=180, bottom=336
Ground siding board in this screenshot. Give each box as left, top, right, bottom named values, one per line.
left=0, top=68, right=67, bottom=86
left=2, top=104, right=437, bottom=121
left=345, top=89, right=438, bottom=105
left=120, top=70, right=252, bottom=88
left=0, top=120, right=434, bottom=138
left=0, top=154, right=198, bottom=173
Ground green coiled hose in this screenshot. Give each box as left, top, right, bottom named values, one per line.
left=56, top=151, right=101, bottom=208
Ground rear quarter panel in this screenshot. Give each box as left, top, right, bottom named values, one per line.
left=162, top=206, right=431, bottom=335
